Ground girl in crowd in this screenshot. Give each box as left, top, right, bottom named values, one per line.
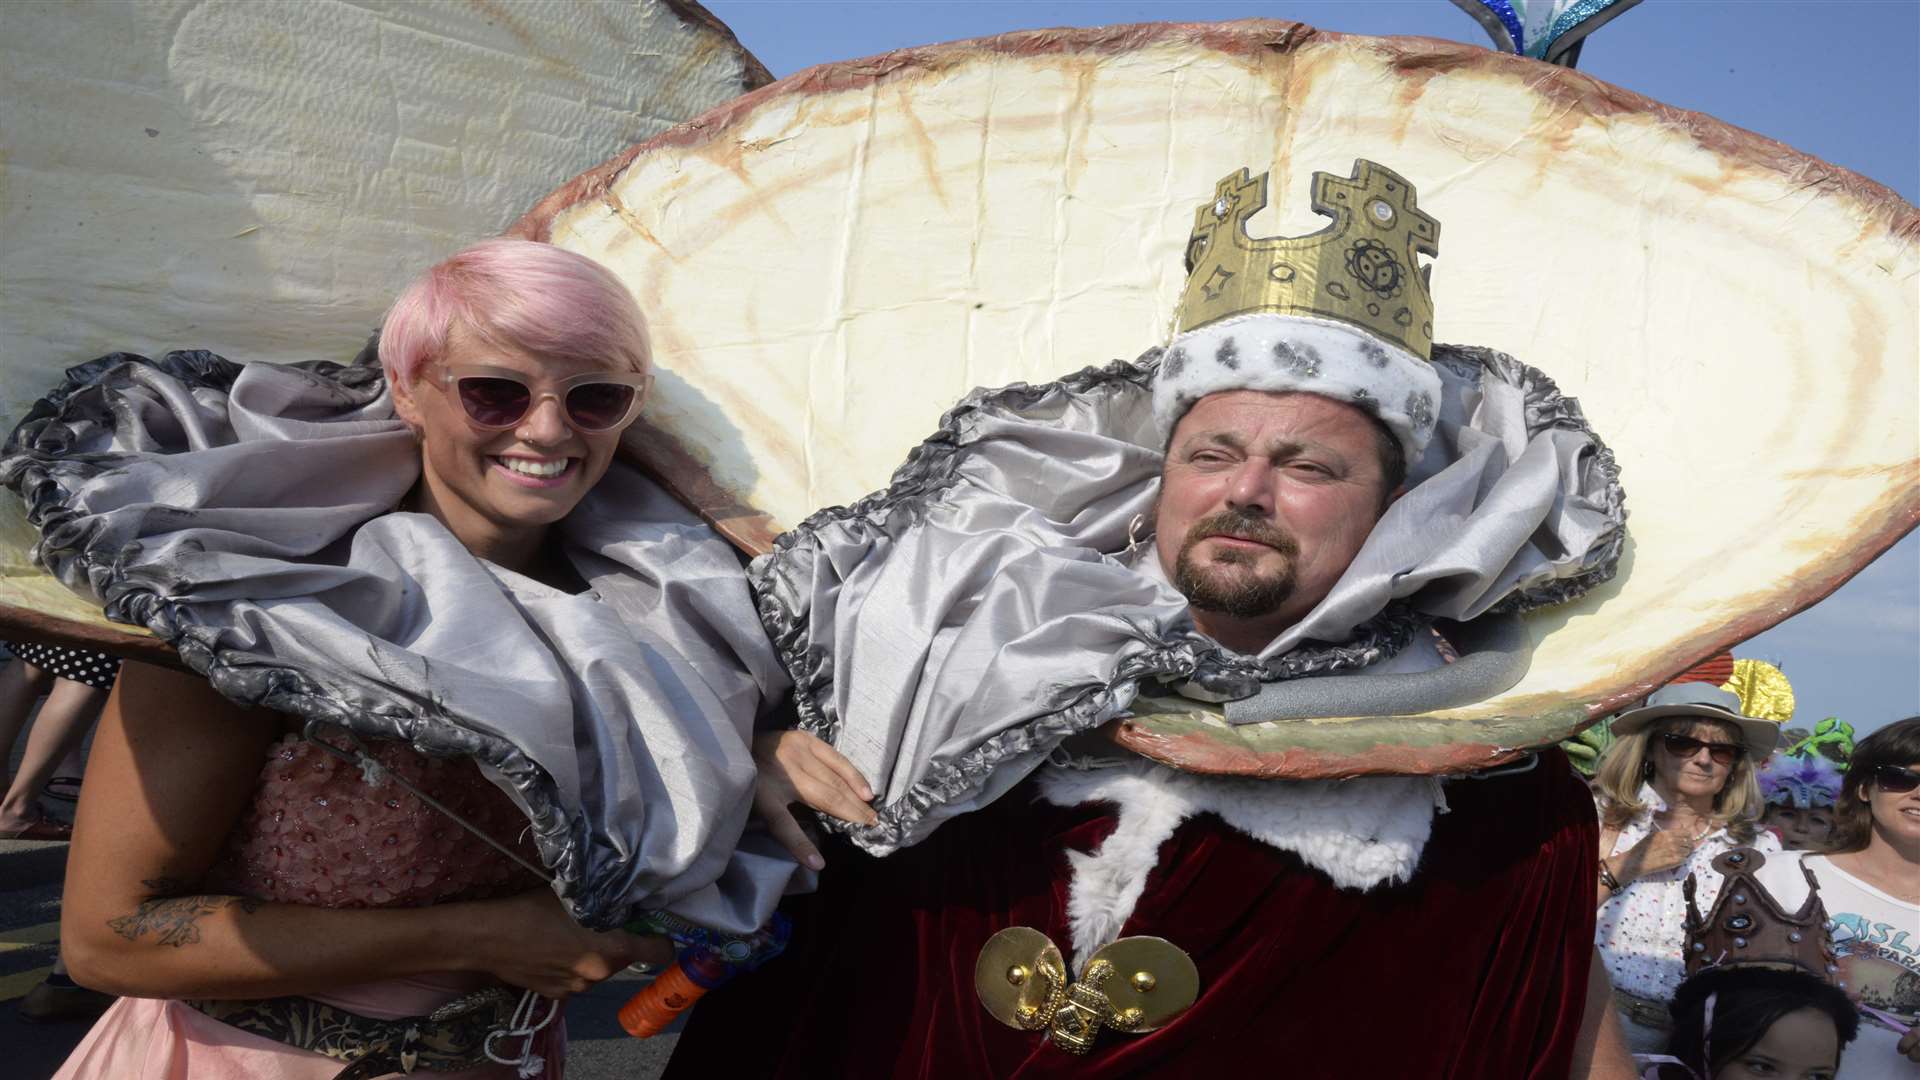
left=1805, top=717, right=1920, bottom=1079
left=1758, top=750, right=1844, bottom=851
left=15, top=239, right=790, bottom=1078
left=1593, top=683, right=1782, bottom=1051
left=1653, top=967, right=1858, bottom=1080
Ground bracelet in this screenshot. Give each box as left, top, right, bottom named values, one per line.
left=1598, top=859, right=1624, bottom=895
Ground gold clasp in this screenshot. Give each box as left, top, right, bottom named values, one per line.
left=974, top=928, right=1199, bottom=1055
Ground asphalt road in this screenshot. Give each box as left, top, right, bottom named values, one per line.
left=1, top=759, right=680, bottom=1077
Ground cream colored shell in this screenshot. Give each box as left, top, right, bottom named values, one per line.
left=529, top=24, right=1917, bottom=744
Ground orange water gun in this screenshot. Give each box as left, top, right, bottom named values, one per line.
left=618, top=910, right=792, bottom=1037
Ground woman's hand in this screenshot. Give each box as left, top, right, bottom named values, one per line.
left=1897, top=1025, right=1920, bottom=1064
left=1615, top=829, right=1696, bottom=882
left=468, top=890, right=672, bottom=1000
left=752, top=730, right=877, bottom=870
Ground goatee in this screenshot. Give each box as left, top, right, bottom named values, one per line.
left=1173, top=509, right=1300, bottom=618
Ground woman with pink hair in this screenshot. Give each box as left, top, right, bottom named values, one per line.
left=5, top=238, right=797, bottom=1078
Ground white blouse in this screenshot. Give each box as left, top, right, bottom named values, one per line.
left=1594, top=784, right=1782, bottom=1002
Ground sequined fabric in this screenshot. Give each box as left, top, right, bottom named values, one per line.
left=206, top=734, right=542, bottom=908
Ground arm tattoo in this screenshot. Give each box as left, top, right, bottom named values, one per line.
left=107, top=877, right=262, bottom=948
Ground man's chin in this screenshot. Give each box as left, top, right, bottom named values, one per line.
left=1177, top=563, right=1295, bottom=620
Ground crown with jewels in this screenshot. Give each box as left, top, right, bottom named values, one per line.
left=1175, top=160, right=1440, bottom=358
left=1682, top=848, right=1839, bottom=984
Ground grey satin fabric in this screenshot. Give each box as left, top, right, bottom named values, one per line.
left=4, top=351, right=799, bottom=932
left=1224, top=612, right=1533, bottom=723
left=1268, top=346, right=1626, bottom=653
left=752, top=346, right=1625, bottom=855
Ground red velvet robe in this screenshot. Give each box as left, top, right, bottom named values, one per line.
left=666, top=749, right=1598, bottom=1078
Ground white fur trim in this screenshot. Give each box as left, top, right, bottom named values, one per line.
left=1153, top=313, right=1442, bottom=464
left=1038, top=762, right=1441, bottom=964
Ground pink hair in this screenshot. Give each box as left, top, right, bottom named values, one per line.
left=377, top=238, right=651, bottom=386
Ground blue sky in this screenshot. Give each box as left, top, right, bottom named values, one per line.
left=705, top=0, right=1920, bottom=734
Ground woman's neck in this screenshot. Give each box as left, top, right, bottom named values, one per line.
left=406, top=475, right=546, bottom=576
left=1651, top=778, right=1716, bottom=825
left=1839, top=826, right=1920, bottom=897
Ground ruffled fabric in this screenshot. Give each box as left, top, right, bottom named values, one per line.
left=750, top=345, right=1624, bottom=854
left=2, top=351, right=799, bottom=931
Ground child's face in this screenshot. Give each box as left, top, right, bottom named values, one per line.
left=1714, top=1007, right=1838, bottom=1080
left=1760, top=804, right=1834, bottom=850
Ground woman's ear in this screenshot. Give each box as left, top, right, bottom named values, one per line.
left=389, top=366, right=425, bottom=435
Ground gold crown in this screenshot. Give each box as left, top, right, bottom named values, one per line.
left=1176, top=161, right=1440, bottom=359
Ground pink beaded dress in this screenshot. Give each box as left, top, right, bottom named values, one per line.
left=54, top=733, right=562, bottom=1080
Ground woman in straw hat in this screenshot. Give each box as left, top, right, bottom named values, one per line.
left=1593, top=682, right=1783, bottom=1052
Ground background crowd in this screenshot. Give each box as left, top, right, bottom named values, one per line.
left=1583, top=654, right=1919, bottom=1079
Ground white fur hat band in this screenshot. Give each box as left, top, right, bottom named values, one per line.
left=1151, top=313, right=1442, bottom=465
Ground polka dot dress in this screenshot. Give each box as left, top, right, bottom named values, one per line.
left=4, top=640, right=121, bottom=690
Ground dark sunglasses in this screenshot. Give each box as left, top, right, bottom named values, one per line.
left=1872, top=765, right=1920, bottom=795
left=435, top=365, right=649, bottom=433
left=1659, top=731, right=1745, bottom=766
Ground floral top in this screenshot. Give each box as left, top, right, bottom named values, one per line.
left=1594, top=784, right=1782, bottom=1003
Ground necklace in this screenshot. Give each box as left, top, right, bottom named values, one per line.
left=1652, top=812, right=1712, bottom=842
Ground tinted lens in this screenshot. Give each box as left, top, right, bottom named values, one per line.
left=1874, top=765, right=1920, bottom=794
left=456, top=377, right=532, bottom=428
left=565, top=382, right=637, bottom=431
left=1661, top=732, right=1741, bottom=765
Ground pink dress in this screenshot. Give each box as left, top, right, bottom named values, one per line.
left=55, top=734, right=564, bottom=1080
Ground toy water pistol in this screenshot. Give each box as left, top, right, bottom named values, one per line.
left=617, top=909, right=793, bottom=1037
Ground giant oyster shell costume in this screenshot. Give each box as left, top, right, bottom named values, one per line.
left=508, top=21, right=1916, bottom=847
left=0, top=1, right=796, bottom=934
left=2, top=10, right=1916, bottom=931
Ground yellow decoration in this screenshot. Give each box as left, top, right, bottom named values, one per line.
left=1722, top=658, right=1795, bottom=724
left=1175, top=160, right=1440, bottom=358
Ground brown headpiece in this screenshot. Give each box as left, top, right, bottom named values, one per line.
left=1682, top=848, right=1838, bottom=983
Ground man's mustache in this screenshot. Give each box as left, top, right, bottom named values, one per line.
left=1186, top=510, right=1300, bottom=558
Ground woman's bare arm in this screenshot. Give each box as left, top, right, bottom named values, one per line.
left=1595, top=824, right=1620, bottom=906
left=61, top=661, right=664, bottom=1000
left=1570, top=947, right=1637, bottom=1080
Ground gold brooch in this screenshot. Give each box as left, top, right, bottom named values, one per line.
left=973, top=927, right=1199, bottom=1055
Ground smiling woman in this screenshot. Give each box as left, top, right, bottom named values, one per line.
left=4, top=239, right=799, bottom=1079
left=381, top=240, right=655, bottom=581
